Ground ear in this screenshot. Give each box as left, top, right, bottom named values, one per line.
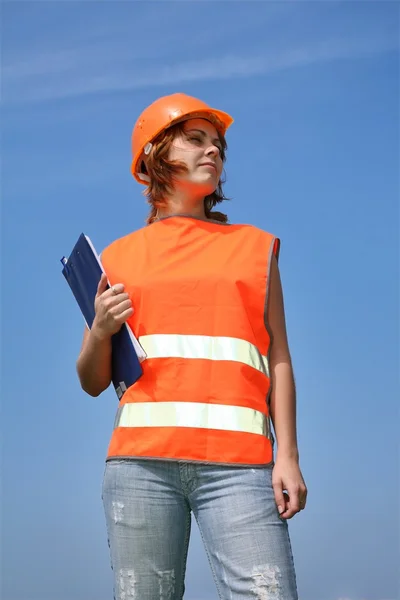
left=137, top=172, right=150, bottom=183
left=138, top=155, right=151, bottom=183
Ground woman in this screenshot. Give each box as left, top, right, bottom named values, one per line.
left=77, top=93, right=307, bottom=600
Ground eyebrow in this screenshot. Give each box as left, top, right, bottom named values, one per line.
left=186, top=128, right=221, bottom=146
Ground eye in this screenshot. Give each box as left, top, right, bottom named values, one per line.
left=188, top=135, right=203, bottom=144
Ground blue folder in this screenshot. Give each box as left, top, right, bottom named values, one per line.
left=61, top=233, right=144, bottom=398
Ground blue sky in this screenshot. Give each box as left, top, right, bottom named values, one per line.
left=2, top=2, right=399, bottom=599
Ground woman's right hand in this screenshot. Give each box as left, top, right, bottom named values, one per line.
left=92, top=273, right=134, bottom=340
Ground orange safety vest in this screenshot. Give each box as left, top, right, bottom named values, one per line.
left=101, top=215, right=280, bottom=466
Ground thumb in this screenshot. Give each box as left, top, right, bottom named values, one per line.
left=96, top=272, right=108, bottom=296
left=273, top=481, right=286, bottom=516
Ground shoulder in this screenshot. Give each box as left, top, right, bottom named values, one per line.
left=230, top=221, right=274, bottom=235
left=232, top=222, right=278, bottom=241
left=101, top=227, right=146, bottom=259
left=230, top=223, right=280, bottom=260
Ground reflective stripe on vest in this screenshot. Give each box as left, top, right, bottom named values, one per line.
left=114, top=401, right=270, bottom=438
left=139, top=334, right=269, bottom=377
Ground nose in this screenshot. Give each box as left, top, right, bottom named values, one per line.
left=205, top=144, right=220, bottom=158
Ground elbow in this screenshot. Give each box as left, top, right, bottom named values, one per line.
left=82, top=383, right=103, bottom=397
left=270, top=347, right=293, bottom=369
left=76, top=364, right=109, bottom=397
left=80, top=380, right=108, bottom=397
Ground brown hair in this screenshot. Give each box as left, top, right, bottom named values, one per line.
left=141, top=122, right=229, bottom=225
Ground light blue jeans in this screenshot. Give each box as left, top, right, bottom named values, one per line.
left=102, top=459, right=298, bottom=600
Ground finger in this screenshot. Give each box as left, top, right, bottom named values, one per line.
left=108, top=283, right=125, bottom=296
left=290, top=487, right=301, bottom=513
left=282, top=490, right=301, bottom=519
left=111, top=299, right=133, bottom=314
left=106, top=292, right=131, bottom=306
left=280, top=507, right=296, bottom=519
left=299, top=490, right=307, bottom=510
left=280, top=492, right=292, bottom=518
left=272, top=482, right=286, bottom=516
left=280, top=504, right=296, bottom=519
left=113, top=307, right=134, bottom=325
left=96, top=273, right=108, bottom=296
left=119, top=307, right=134, bottom=321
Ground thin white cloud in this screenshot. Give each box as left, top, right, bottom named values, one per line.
left=3, top=35, right=397, bottom=105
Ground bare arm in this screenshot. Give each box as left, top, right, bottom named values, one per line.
left=267, top=253, right=307, bottom=518
left=76, top=273, right=133, bottom=397
left=76, top=326, right=112, bottom=397
left=267, top=254, right=298, bottom=461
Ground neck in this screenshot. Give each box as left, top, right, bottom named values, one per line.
left=157, top=190, right=207, bottom=220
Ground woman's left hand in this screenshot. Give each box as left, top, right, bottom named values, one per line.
left=272, top=458, right=308, bottom=519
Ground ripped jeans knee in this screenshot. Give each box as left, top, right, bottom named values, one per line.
left=250, top=564, right=283, bottom=600
left=116, top=568, right=176, bottom=600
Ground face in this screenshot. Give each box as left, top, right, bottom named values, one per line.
left=168, top=118, right=224, bottom=196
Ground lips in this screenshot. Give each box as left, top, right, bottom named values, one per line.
left=199, top=162, right=217, bottom=171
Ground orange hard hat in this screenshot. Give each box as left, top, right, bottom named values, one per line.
left=131, top=92, right=234, bottom=184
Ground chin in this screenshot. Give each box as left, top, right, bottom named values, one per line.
left=181, top=176, right=218, bottom=198
left=194, top=177, right=218, bottom=196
